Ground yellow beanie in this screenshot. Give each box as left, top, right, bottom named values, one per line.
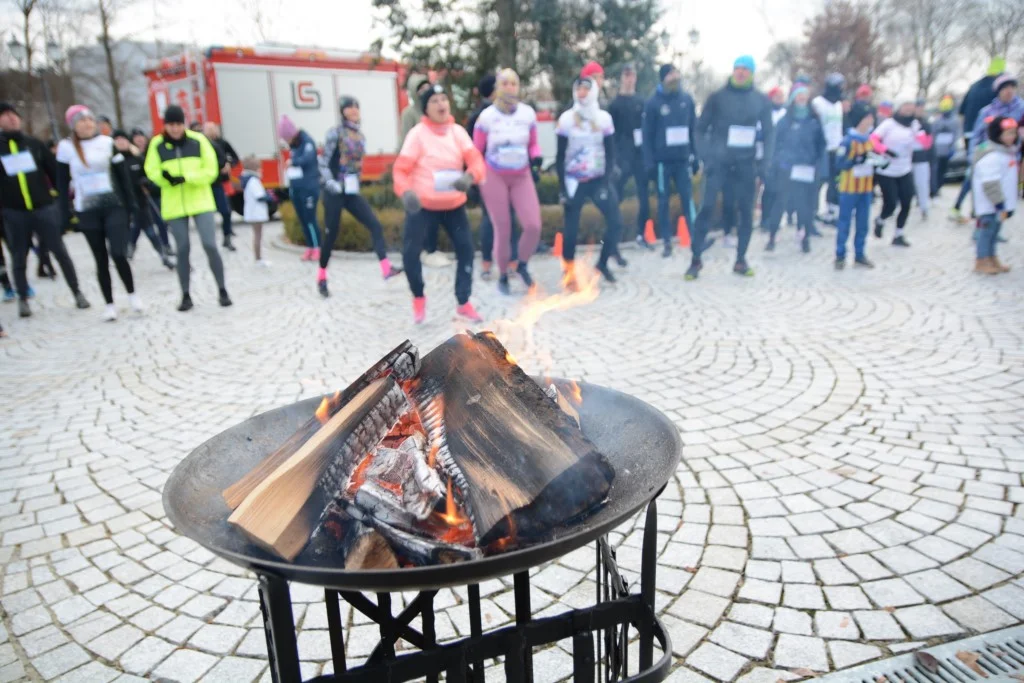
left=987, top=56, right=1006, bottom=76
left=939, top=95, right=954, bottom=112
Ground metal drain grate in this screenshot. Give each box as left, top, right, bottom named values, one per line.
left=818, top=625, right=1024, bottom=682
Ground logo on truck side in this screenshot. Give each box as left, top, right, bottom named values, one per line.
left=291, top=81, right=321, bottom=109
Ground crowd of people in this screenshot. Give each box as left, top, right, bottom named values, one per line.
left=0, top=52, right=1021, bottom=334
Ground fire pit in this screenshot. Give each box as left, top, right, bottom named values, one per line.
left=163, top=336, right=681, bottom=683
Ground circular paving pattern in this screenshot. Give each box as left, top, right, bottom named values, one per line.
left=1, top=196, right=1022, bottom=683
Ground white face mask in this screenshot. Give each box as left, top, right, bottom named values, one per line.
left=573, top=79, right=600, bottom=119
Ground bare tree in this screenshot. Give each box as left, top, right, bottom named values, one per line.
left=963, top=0, right=1024, bottom=64
left=39, top=0, right=86, bottom=78
left=885, top=0, right=969, bottom=99
left=235, top=0, right=283, bottom=43
left=96, top=0, right=127, bottom=127
left=764, top=40, right=803, bottom=85
left=12, top=0, right=39, bottom=132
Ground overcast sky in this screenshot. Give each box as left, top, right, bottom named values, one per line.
left=109, top=0, right=813, bottom=77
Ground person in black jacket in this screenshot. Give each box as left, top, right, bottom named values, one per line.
left=608, top=63, right=647, bottom=258
left=0, top=101, right=89, bottom=318
left=466, top=74, right=507, bottom=279
left=688, top=56, right=774, bottom=280
left=203, top=122, right=239, bottom=250
left=113, top=130, right=174, bottom=269
left=951, top=57, right=1005, bottom=222
left=642, top=63, right=701, bottom=258
left=131, top=128, right=173, bottom=255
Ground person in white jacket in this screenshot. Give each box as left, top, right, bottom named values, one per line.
left=971, top=116, right=1019, bottom=274
left=241, top=156, right=271, bottom=266
left=811, top=73, right=846, bottom=223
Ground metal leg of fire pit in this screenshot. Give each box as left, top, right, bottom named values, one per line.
left=325, top=590, right=347, bottom=676
left=259, top=574, right=303, bottom=683
left=467, top=584, right=483, bottom=683
left=513, top=571, right=534, bottom=683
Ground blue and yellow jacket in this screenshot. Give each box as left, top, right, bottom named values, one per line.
left=836, top=129, right=876, bottom=194
left=0, top=131, right=57, bottom=211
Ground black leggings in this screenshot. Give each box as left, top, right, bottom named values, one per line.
left=402, top=206, right=473, bottom=304
left=562, top=178, right=623, bottom=264
left=321, top=191, right=387, bottom=267
left=78, top=206, right=134, bottom=304
left=877, top=173, right=914, bottom=229
left=2, top=204, right=81, bottom=299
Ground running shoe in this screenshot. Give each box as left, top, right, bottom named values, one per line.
left=318, top=279, right=330, bottom=298
left=516, top=262, right=534, bottom=289
left=129, top=294, right=145, bottom=313
left=26, top=287, right=35, bottom=299
left=597, top=262, right=617, bottom=283
left=662, top=243, right=672, bottom=258
left=684, top=262, right=702, bottom=281
left=301, top=248, right=314, bottom=261
left=178, top=294, right=193, bottom=312
left=74, top=291, right=91, bottom=309
left=102, top=304, right=118, bottom=322
left=498, top=274, right=511, bottom=295
left=854, top=257, right=875, bottom=269
left=765, top=239, right=776, bottom=252
left=834, top=258, right=846, bottom=270
left=18, top=299, right=31, bottom=318
left=218, top=289, right=233, bottom=307
left=891, top=235, right=910, bottom=247
left=874, top=217, right=884, bottom=238
left=733, top=262, right=755, bottom=276
left=3, top=288, right=15, bottom=302
left=635, top=235, right=654, bottom=251
left=456, top=302, right=483, bottom=323
left=413, top=296, right=426, bottom=324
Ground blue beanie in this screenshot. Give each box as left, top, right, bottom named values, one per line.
left=734, top=55, right=755, bottom=73
left=788, top=86, right=809, bottom=105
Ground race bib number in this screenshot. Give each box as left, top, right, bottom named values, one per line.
left=852, top=163, right=874, bottom=178
left=565, top=177, right=579, bottom=199
left=0, top=151, right=37, bottom=175
left=790, top=165, right=816, bottom=183
left=433, top=169, right=463, bottom=192
left=633, top=129, right=643, bottom=147
left=936, top=132, right=954, bottom=147
left=78, top=172, right=113, bottom=197
left=344, top=174, right=360, bottom=194
left=285, top=166, right=304, bottom=180
left=497, top=145, right=528, bottom=168
left=727, top=126, right=756, bottom=148
left=665, top=126, right=689, bottom=146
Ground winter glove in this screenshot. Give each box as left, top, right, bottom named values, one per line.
left=162, top=170, right=185, bottom=186
left=609, top=165, right=623, bottom=184
left=324, top=179, right=342, bottom=195
left=452, top=172, right=475, bottom=193
left=884, top=149, right=898, bottom=159
left=401, top=190, right=422, bottom=214
left=853, top=154, right=867, bottom=165
left=530, top=157, right=544, bottom=183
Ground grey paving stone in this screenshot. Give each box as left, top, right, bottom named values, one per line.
left=893, top=605, right=964, bottom=638
left=903, top=569, right=972, bottom=603
left=687, top=642, right=749, bottom=681
left=118, top=636, right=176, bottom=676
left=708, top=621, right=774, bottom=658
left=668, top=590, right=730, bottom=627
left=772, top=608, right=812, bottom=636
left=150, top=648, right=218, bottom=683
left=862, top=578, right=925, bottom=608
left=941, top=596, right=1018, bottom=633
left=823, top=586, right=871, bottom=610
left=814, top=611, right=859, bottom=640
left=853, top=610, right=905, bottom=640
left=773, top=634, right=828, bottom=672
left=782, top=584, right=826, bottom=610
left=829, top=641, right=882, bottom=670
left=943, top=557, right=1012, bottom=590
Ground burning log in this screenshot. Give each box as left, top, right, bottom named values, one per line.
left=223, top=342, right=420, bottom=510
left=228, top=376, right=407, bottom=560
left=410, top=333, right=614, bottom=547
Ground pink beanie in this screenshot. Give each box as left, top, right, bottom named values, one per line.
left=277, top=115, right=298, bottom=142
left=65, top=104, right=93, bottom=127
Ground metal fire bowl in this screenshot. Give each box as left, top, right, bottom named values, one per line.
left=163, top=378, right=682, bottom=592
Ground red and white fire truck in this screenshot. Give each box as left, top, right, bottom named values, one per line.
left=144, top=45, right=408, bottom=209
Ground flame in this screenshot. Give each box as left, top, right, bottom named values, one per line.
left=440, top=478, right=467, bottom=526
left=314, top=391, right=341, bottom=424
left=505, top=351, right=518, bottom=366
left=567, top=380, right=582, bottom=405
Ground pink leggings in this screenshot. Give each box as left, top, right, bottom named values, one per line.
left=479, top=169, right=541, bottom=273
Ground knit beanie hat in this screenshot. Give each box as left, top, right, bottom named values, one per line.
left=939, top=95, right=955, bottom=112
left=659, top=64, right=676, bottom=82
left=767, top=86, right=783, bottom=100
left=878, top=101, right=893, bottom=117
left=65, top=104, right=93, bottom=127
left=855, top=84, right=872, bottom=99
left=734, top=55, right=755, bottom=73
left=987, top=56, right=1007, bottom=76
left=478, top=74, right=496, bottom=99
left=993, top=74, right=1018, bottom=93
left=580, top=61, right=604, bottom=80
left=419, top=83, right=446, bottom=116
left=277, top=115, right=298, bottom=142
left=0, top=102, right=19, bottom=117
left=163, top=105, right=185, bottom=125
left=338, top=95, right=359, bottom=113
left=111, top=129, right=129, bottom=140
left=848, top=106, right=874, bottom=128
left=793, top=73, right=811, bottom=86
left=789, top=86, right=809, bottom=105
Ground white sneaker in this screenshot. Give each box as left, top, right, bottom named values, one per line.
left=129, top=293, right=144, bottom=313
left=256, top=259, right=272, bottom=268
left=723, top=234, right=738, bottom=248
left=102, top=303, right=117, bottom=322
left=422, top=251, right=451, bottom=268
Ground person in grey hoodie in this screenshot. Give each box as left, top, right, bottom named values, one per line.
left=400, top=73, right=432, bottom=148
left=930, top=95, right=960, bottom=196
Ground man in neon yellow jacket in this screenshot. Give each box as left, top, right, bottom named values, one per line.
left=145, top=105, right=231, bottom=311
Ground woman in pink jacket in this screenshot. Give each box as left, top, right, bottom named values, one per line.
left=473, top=69, right=544, bottom=295
left=393, top=84, right=487, bottom=324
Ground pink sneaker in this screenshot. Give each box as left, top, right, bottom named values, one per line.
left=301, top=248, right=313, bottom=261
left=456, top=302, right=483, bottom=323
left=380, top=257, right=403, bottom=280
left=413, top=297, right=426, bottom=324
left=311, top=247, right=321, bottom=262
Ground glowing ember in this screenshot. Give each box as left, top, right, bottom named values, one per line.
left=440, top=478, right=467, bottom=526
left=314, top=398, right=330, bottom=424
left=505, top=351, right=518, bottom=365
left=346, top=453, right=374, bottom=495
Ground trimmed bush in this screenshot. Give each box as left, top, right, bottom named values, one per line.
left=281, top=193, right=692, bottom=253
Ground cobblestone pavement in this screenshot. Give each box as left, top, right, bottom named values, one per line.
left=1, top=195, right=1023, bottom=683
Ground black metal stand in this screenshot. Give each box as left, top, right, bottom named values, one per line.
left=258, top=500, right=671, bottom=683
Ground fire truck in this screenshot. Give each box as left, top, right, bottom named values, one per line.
left=143, top=45, right=408, bottom=213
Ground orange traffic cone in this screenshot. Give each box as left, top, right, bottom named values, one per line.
left=677, top=216, right=691, bottom=247
left=553, top=232, right=564, bottom=258
left=643, top=219, right=656, bottom=244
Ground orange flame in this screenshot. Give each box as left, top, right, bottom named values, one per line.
left=440, top=478, right=467, bottom=526
left=427, top=442, right=439, bottom=469
left=505, top=351, right=518, bottom=366
left=346, top=453, right=374, bottom=494
left=314, top=391, right=341, bottom=424
left=567, top=380, right=582, bottom=405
